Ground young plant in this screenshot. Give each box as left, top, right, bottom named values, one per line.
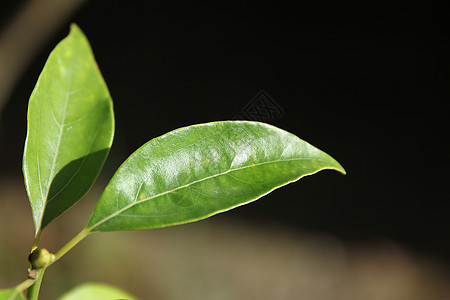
left=0, top=24, right=345, bottom=300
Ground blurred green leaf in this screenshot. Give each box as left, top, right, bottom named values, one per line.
left=23, top=24, right=114, bottom=233
left=57, top=283, right=137, bottom=300
left=88, top=121, right=345, bottom=232
left=0, top=288, right=25, bottom=300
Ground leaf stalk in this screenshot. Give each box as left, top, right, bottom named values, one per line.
left=31, top=230, right=41, bottom=251
left=52, top=228, right=90, bottom=264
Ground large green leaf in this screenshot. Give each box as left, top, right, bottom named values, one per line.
left=23, top=24, right=114, bottom=234
left=57, top=283, right=137, bottom=300
left=0, top=288, right=25, bottom=300
left=88, top=121, right=344, bottom=232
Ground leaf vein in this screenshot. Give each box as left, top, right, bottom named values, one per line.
left=36, top=103, right=44, bottom=203
left=89, top=156, right=325, bottom=230
left=133, top=182, right=144, bottom=203
left=40, top=66, right=72, bottom=228
left=46, top=129, right=100, bottom=205
left=47, top=99, right=62, bottom=128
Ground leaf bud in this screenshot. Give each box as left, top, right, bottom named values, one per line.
left=28, top=248, right=54, bottom=269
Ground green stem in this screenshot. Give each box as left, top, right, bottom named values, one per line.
left=51, top=228, right=90, bottom=264
left=31, top=230, right=41, bottom=251
left=26, top=268, right=45, bottom=300
left=24, top=228, right=90, bottom=299
left=15, top=278, right=35, bottom=294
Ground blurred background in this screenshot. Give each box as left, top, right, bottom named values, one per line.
left=0, top=1, right=449, bottom=299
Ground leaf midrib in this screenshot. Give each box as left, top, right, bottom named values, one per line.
left=88, top=156, right=328, bottom=230
left=39, top=60, right=72, bottom=228
left=46, top=129, right=100, bottom=206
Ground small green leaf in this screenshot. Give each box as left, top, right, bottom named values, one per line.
left=0, top=288, right=25, bottom=300
left=57, top=283, right=137, bottom=300
left=88, top=121, right=344, bottom=232
left=23, top=24, right=114, bottom=234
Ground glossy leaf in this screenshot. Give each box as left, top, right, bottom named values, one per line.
left=57, top=283, right=137, bottom=300
left=88, top=121, right=345, bottom=232
left=0, top=288, right=25, bottom=300
left=23, top=24, right=114, bottom=233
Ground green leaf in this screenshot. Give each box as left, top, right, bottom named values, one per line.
left=88, top=121, right=344, bottom=232
left=57, top=283, right=137, bottom=300
left=23, top=24, right=114, bottom=234
left=0, top=288, right=25, bottom=300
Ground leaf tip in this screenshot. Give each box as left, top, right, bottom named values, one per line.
left=69, top=23, right=82, bottom=35
left=329, top=158, right=346, bottom=175
left=337, top=165, right=347, bottom=175
left=66, top=23, right=87, bottom=43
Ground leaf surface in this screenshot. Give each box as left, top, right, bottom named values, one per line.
left=0, top=288, right=25, bottom=300
left=23, top=24, right=114, bottom=233
left=88, top=121, right=344, bottom=232
left=57, top=283, right=137, bottom=300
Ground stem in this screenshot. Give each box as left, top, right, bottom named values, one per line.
left=26, top=268, right=45, bottom=300
left=51, top=228, right=90, bottom=264
left=20, top=227, right=91, bottom=300
left=24, top=228, right=90, bottom=299
left=31, top=230, right=41, bottom=251
left=15, top=278, right=35, bottom=294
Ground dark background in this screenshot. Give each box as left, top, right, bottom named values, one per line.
left=1, top=1, right=449, bottom=261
